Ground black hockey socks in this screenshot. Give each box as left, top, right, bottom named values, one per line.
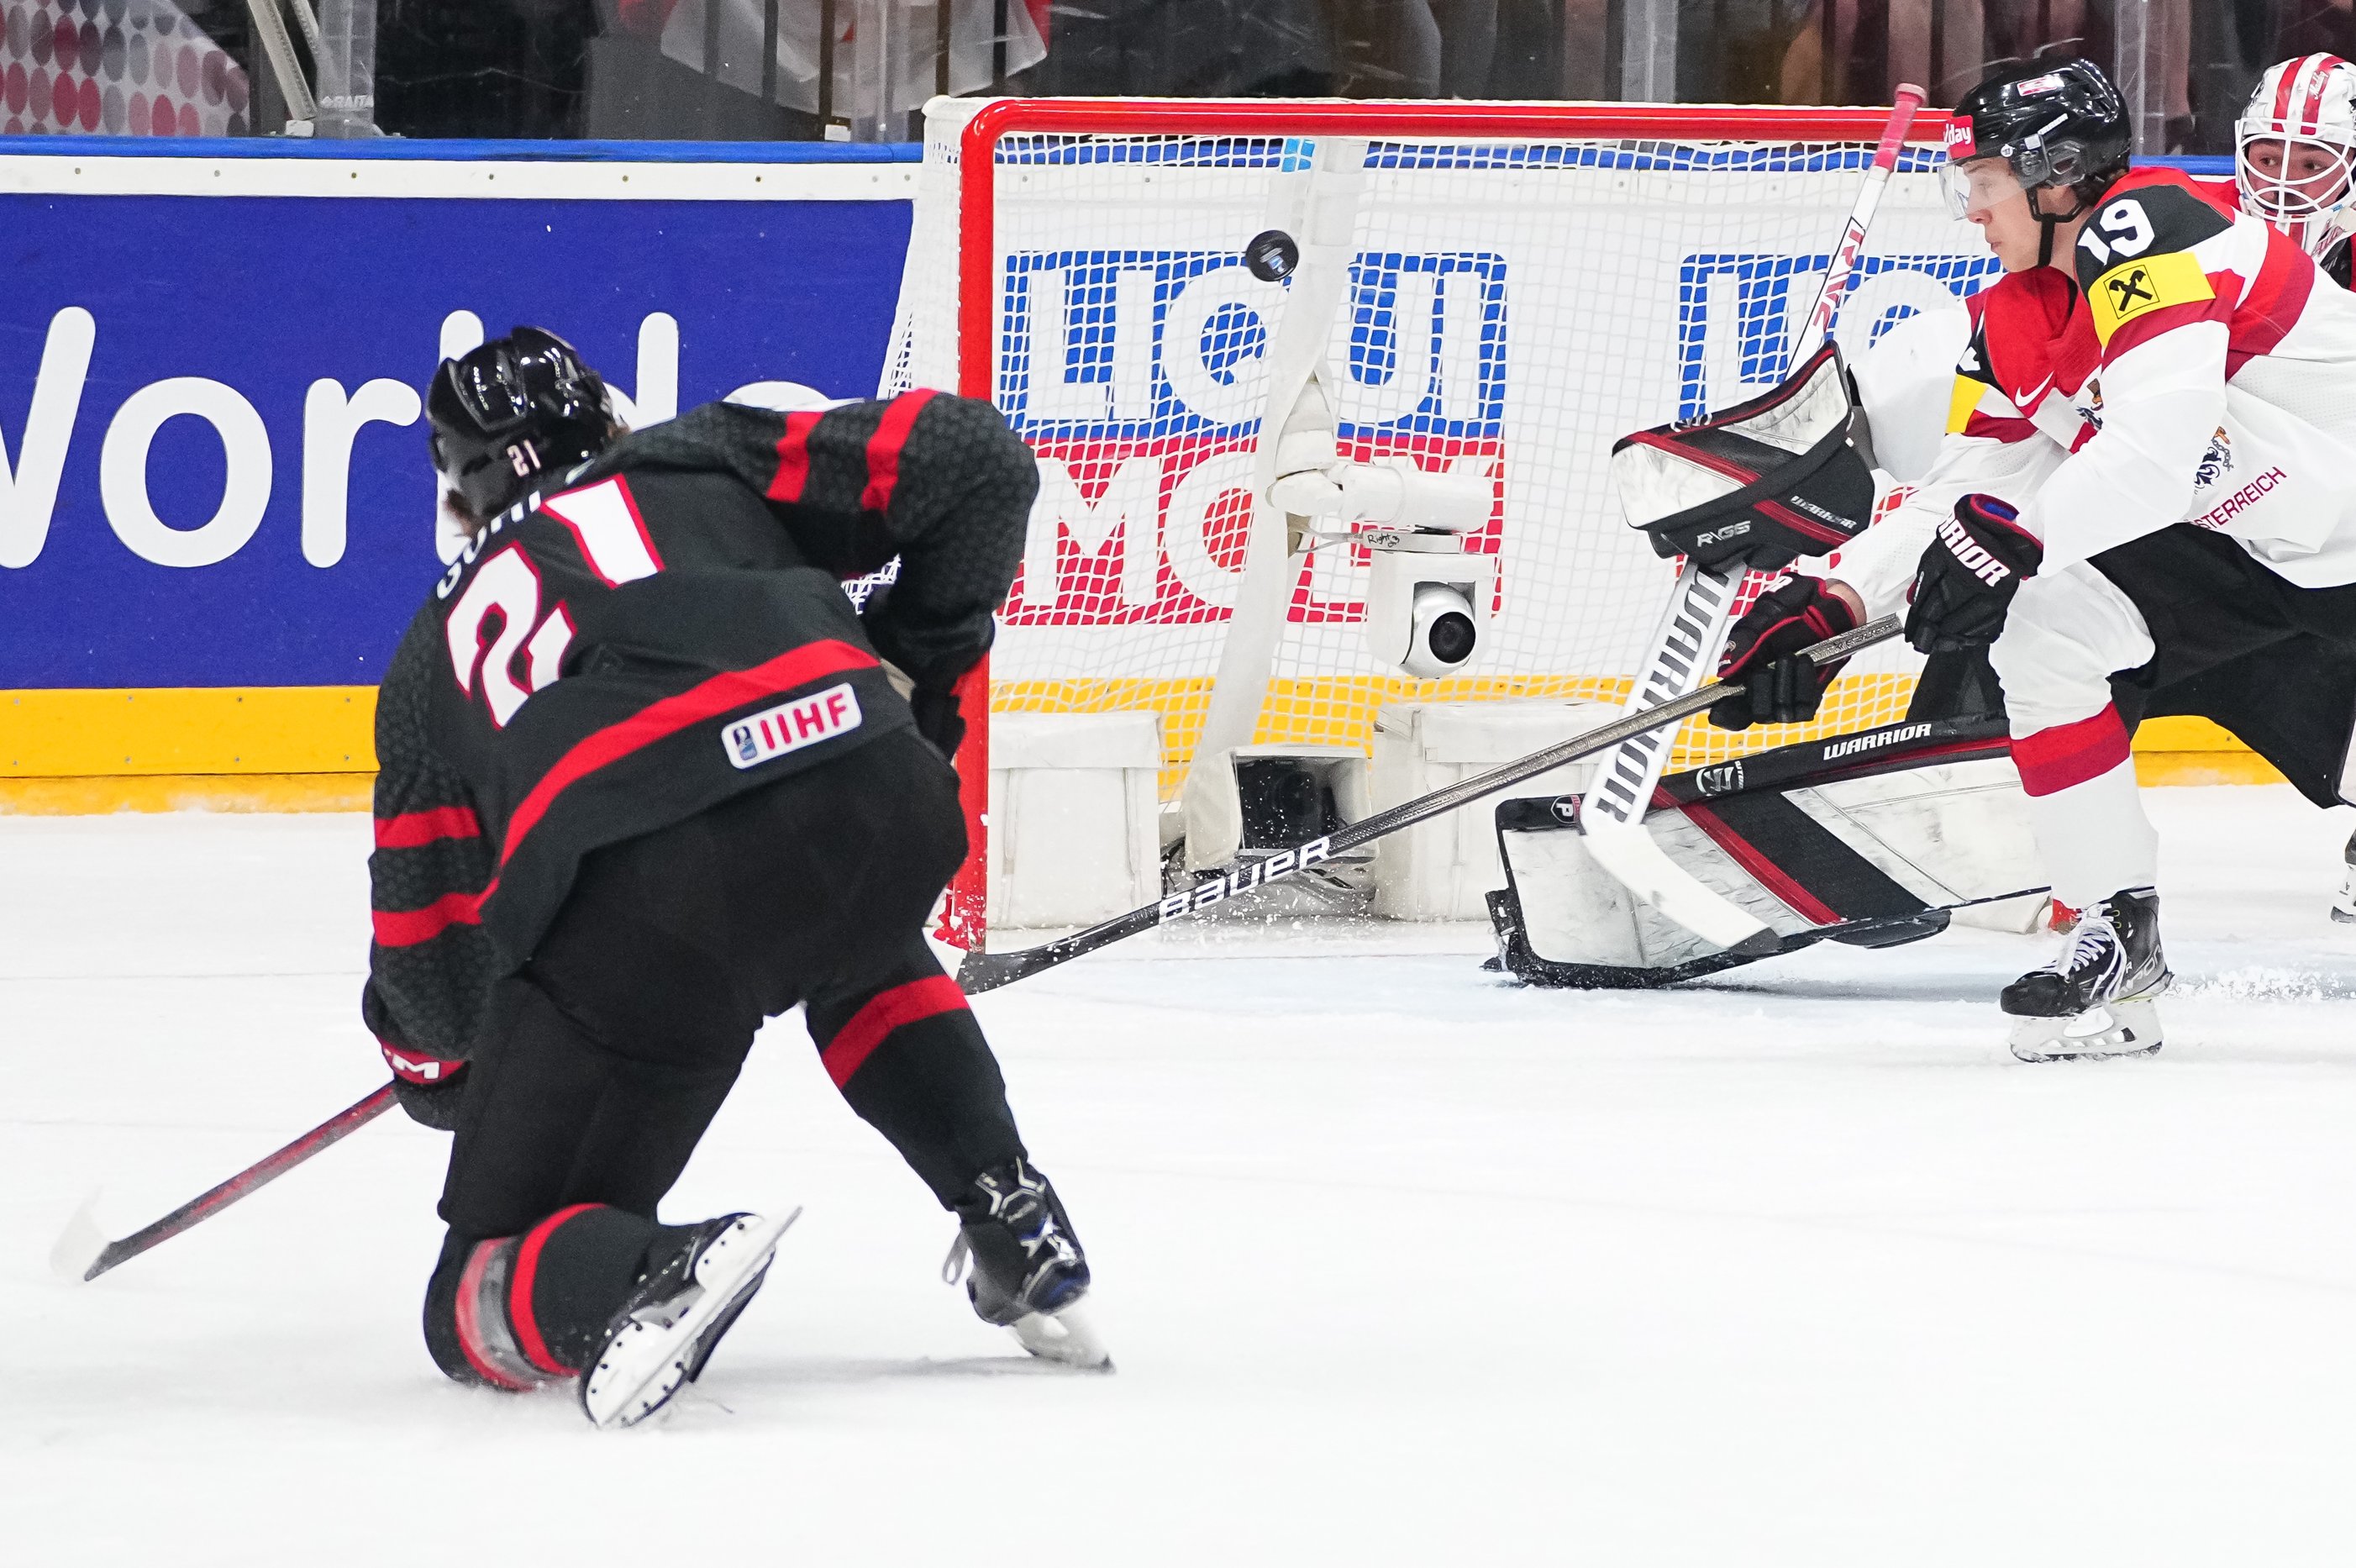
left=423, top=1204, right=688, bottom=1389
left=807, top=967, right=1025, bottom=1208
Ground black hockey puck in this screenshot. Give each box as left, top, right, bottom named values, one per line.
left=1244, top=229, right=1299, bottom=282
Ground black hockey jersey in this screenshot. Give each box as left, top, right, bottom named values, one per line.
left=362, top=391, right=1036, bottom=1068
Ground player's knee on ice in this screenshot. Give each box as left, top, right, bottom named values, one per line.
left=423, top=1206, right=681, bottom=1388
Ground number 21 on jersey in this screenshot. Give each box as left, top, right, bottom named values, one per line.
left=444, top=476, right=666, bottom=728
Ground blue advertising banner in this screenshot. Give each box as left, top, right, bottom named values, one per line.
left=0, top=143, right=918, bottom=692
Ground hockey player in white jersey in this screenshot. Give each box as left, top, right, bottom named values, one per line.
left=2235, top=53, right=2356, bottom=291
left=2235, top=53, right=2356, bottom=921
left=1708, top=55, right=2356, bottom=1060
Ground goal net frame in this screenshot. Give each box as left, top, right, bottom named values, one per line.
left=921, top=97, right=1959, bottom=951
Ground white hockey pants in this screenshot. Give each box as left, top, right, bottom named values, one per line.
left=1986, top=563, right=2162, bottom=908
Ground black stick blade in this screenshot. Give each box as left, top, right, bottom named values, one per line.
left=956, top=946, right=1057, bottom=995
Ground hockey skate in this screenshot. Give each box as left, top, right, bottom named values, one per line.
left=2334, top=831, right=2356, bottom=924
left=2001, top=887, right=2170, bottom=1062
left=580, top=1208, right=799, bottom=1429
left=944, top=1159, right=1110, bottom=1371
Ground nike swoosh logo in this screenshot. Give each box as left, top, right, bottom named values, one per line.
left=2015, top=375, right=2055, bottom=408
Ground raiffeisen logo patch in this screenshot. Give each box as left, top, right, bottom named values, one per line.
left=1000, top=250, right=1507, bottom=629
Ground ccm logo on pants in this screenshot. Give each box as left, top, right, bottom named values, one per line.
left=726, top=683, right=863, bottom=769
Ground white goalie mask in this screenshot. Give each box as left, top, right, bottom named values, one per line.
left=2237, top=54, right=2356, bottom=264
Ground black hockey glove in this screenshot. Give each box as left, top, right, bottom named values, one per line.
left=1709, top=577, right=1859, bottom=730
left=380, top=1040, right=469, bottom=1133
left=1906, top=494, right=2043, bottom=655
left=909, top=681, right=966, bottom=761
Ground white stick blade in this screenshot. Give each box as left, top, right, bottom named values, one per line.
left=49, top=1191, right=108, bottom=1284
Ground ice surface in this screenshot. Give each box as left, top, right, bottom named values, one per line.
left=7, top=789, right=2356, bottom=1565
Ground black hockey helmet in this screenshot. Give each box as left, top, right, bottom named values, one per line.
left=1943, top=58, right=2132, bottom=260
left=426, top=327, right=618, bottom=523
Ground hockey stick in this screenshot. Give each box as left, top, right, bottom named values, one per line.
left=52, top=1081, right=399, bottom=1283
left=1574, top=84, right=1927, bottom=950
left=955, top=614, right=1901, bottom=993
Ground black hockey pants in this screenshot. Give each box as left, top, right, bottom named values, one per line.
left=422, top=729, right=1025, bottom=1386
left=2090, top=524, right=2356, bottom=809
left=1904, top=528, right=2356, bottom=808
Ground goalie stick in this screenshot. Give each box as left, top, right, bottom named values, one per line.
left=1575, top=83, right=1926, bottom=950
left=52, top=1081, right=397, bottom=1282
left=955, top=614, right=1901, bottom=993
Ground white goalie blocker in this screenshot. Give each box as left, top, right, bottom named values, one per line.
left=1491, top=716, right=2052, bottom=987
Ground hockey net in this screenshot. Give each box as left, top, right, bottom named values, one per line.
left=884, top=97, right=1992, bottom=946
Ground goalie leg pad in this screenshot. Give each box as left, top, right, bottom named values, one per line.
left=1492, top=717, right=2049, bottom=987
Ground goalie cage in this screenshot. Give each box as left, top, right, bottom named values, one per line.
left=880, top=95, right=2001, bottom=952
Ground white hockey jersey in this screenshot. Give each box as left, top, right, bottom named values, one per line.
left=1836, top=166, right=2356, bottom=609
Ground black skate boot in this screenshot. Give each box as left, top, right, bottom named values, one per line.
left=2001, top=887, right=2170, bottom=1062
left=2333, top=830, right=2356, bottom=924
left=942, top=1159, right=1109, bottom=1371
left=579, top=1208, right=799, bottom=1429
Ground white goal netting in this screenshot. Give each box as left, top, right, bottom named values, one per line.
left=885, top=97, right=1996, bottom=846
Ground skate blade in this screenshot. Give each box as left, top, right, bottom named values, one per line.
left=2332, top=904, right=2356, bottom=925
left=582, top=1208, right=800, bottom=1430
left=2008, top=997, right=2164, bottom=1062
left=1008, top=1301, right=1114, bottom=1372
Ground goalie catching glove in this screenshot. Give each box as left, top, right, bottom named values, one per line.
left=1612, top=343, right=1879, bottom=573
left=1709, top=577, right=1862, bottom=730
left=1905, top=493, right=2043, bottom=654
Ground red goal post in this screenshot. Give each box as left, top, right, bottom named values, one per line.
left=930, top=97, right=1959, bottom=951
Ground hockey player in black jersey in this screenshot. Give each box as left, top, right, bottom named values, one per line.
left=366, top=328, right=1102, bottom=1428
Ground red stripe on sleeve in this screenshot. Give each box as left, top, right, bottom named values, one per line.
left=2101, top=296, right=2232, bottom=361
left=859, top=390, right=939, bottom=513
left=1962, top=410, right=2039, bottom=444
left=499, top=640, right=878, bottom=868
left=507, top=1204, right=606, bottom=1377
left=819, top=975, right=970, bottom=1088
left=2225, top=244, right=2317, bottom=375
left=371, top=888, right=490, bottom=948
left=2012, top=704, right=2132, bottom=797
left=374, top=806, right=482, bottom=849
left=766, top=410, right=826, bottom=503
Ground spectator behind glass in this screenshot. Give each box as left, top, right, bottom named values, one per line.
left=377, top=0, right=600, bottom=139
left=1336, top=0, right=1497, bottom=97
left=1010, top=0, right=1337, bottom=97
left=2275, top=0, right=2356, bottom=58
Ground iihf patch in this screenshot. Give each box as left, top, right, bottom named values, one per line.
left=725, top=683, right=863, bottom=770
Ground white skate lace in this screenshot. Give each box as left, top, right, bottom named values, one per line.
left=941, top=1232, right=972, bottom=1287
left=2054, top=913, right=2121, bottom=980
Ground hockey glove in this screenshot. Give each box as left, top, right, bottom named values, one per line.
left=1906, top=494, right=2043, bottom=655
left=1709, top=577, right=1860, bottom=730
left=380, top=1040, right=470, bottom=1133
left=909, top=681, right=965, bottom=761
